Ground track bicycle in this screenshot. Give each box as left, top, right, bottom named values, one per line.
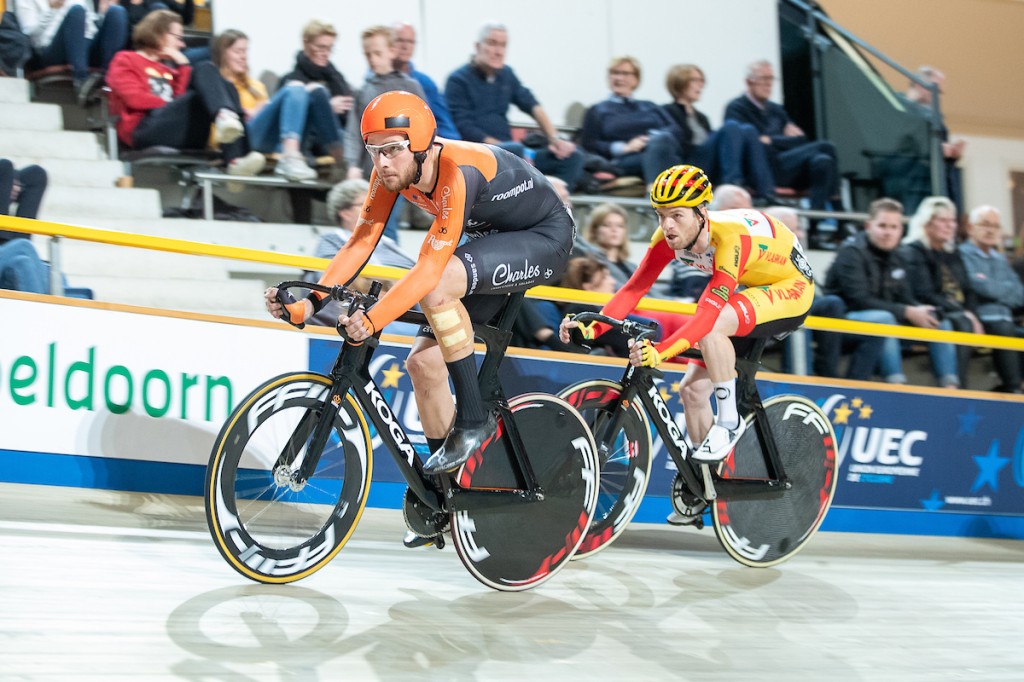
left=558, top=312, right=837, bottom=566
left=205, top=281, right=599, bottom=591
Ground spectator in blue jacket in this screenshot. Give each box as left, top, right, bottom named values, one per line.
left=724, top=59, right=840, bottom=247
left=579, top=56, right=683, bottom=185
left=445, top=21, right=584, bottom=190
left=391, top=22, right=458, bottom=140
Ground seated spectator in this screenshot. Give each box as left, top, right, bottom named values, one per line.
left=345, top=25, right=425, bottom=180
left=15, top=0, right=128, bottom=103
left=724, top=59, right=840, bottom=248
left=279, top=20, right=355, bottom=134
left=445, top=21, right=584, bottom=190
left=765, top=205, right=876, bottom=379
left=583, top=202, right=635, bottom=286
left=662, top=64, right=775, bottom=202
left=106, top=11, right=262, bottom=175
left=579, top=56, right=683, bottom=185
left=342, top=25, right=426, bottom=244
left=560, top=256, right=660, bottom=357
left=891, top=66, right=964, bottom=215
left=119, top=0, right=193, bottom=40
left=824, top=197, right=959, bottom=387
left=391, top=22, right=459, bottom=139
left=0, top=159, right=47, bottom=227
left=900, top=196, right=982, bottom=388
left=959, top=205, right=1024, bottom=393
left=307, top=178, right=418, bottom=336
left=0, top=158, right=48, bottom=293
left=213, top=29, right=344, bottom=182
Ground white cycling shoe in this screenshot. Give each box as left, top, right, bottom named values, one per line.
left=691, top=420, right=746, bottom=463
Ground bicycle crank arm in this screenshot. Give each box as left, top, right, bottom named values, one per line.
left=448, top=486, right=545, bottom=511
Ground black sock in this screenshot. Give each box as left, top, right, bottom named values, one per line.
left=426, top=437, right=445, bottom=454
left=447, top=356, right=487, bottom=427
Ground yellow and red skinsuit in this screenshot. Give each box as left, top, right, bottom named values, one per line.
left=599, top=209, right=815, bottom=363
left=310, top=140, right=501, bottom=332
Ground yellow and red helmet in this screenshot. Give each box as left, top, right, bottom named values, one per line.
left=360, top=90, right=436, bottom=153
left=650, top=165, right=714, bottom=209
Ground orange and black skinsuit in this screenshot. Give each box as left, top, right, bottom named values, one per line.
left=598, top=208, right=815, bottom=363
left=309, top=139, right=574, bottom=333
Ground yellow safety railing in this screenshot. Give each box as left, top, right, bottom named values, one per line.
left=3, top=213, right=1024, bottom=352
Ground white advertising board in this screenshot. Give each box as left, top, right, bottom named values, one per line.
left=0, top=298, right=308, bottom=467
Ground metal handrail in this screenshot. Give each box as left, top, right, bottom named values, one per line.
left=780, top=0, right=945, bottom=196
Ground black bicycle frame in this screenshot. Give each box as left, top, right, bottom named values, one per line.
left=595, top=340, right=791, bottom=503
left=282, top=286, right=545, bottom=515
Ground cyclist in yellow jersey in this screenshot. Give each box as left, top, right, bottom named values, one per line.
left=560, top=165, right=815, bottom=462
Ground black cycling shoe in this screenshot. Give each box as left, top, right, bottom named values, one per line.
left=422, top=413, right=497, bottom=475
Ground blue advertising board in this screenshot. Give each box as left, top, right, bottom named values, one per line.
left=311, top=336, right=1024, bottom=539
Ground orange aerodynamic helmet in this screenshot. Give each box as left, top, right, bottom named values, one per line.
left=360, top=90, right=437, bottom=153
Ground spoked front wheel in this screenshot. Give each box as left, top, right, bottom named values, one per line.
left=451, top=393, right=599, bottom=591
left=205, top=373, right=372, bottom=583
left=711, top=395, right=837, bottom=567
left=558, top=379, right=653, bottom=558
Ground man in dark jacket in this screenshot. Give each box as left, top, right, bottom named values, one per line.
left=825, top=197, right=959, bottom=387
left=724, top=59, right=839, bottom=246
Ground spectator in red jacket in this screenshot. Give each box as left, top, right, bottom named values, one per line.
left=105, top=9, right=262, bottom=175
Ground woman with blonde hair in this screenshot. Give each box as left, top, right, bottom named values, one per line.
left=213, top=28, right=345, bottom=181
left=584, top=202, right=634, bottom=284
left=899, top=195, right=979, bottom=387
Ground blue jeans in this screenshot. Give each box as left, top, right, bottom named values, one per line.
left=247, top=84, right=343, bottom=154
left=36, top=4, right=128, bottom=80
left=0, top=238, right=48, bottom=294
left=846, top=309, right=958, bottom=385
left=613, top=130, right=683, bottom=184
left=498, top=141, right=586, bottom=191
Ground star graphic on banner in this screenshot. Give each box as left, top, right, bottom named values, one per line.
left=832, top=402, right=853, bottom=425
left=380, top=362, right=405, bottom=388
left=858, top=404, right=873, bottom=419
left=971, top=440, right=1010, bottom=493
left=957, top=405, right=983, bottom=436
left=659, top=386, right=671, bottom=402
left=920, top=489, right=945, bottom=511
left=670, top=381, right=681, bottom=394
left=851, top=397, right=863, bottom=408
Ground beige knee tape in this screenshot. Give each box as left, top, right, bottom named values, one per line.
left=424, top=301, right=474, bottom=359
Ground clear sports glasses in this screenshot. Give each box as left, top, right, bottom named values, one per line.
left=365, top=140, right=411, bottom=159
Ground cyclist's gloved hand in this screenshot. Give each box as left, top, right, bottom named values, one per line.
left=630, top=338, right=667, bottom=368
left=283, top=299, right=311, bottom=326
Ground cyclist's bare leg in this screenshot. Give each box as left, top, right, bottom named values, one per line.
left=405, top=336, right=455, bottom=441
left=679, top=362, right=713, bottom=445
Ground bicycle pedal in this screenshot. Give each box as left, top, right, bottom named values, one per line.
left=700, top=464, right=718, bottom=500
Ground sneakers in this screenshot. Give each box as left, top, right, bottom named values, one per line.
left=227, top=151, right=266, bottom=177
left=214, top=110, right=245, bottom=145
left=691, top=420, right=746, bottom=463
left=422, top=413, right=497, bottom=475
left=274, top=154, right=318, bottom=182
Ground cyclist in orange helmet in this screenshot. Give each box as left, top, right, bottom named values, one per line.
left=560, top=164, right=815, bottom=464
left=266, top=90, right=575, bottom=477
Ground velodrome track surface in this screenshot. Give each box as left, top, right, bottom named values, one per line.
left=2, top=481, right=1021, bottom=680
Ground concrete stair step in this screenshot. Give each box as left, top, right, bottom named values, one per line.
left=79, top=275, right=270, bottom=313
left=0, top=78, right=30, bottom=104
left=0, top=102, right=64, bottom=131
left=39, top=186, right=163, bottom=222
left=0, top=129, right=104, bottom=160
left=7, top=157, right=124, bottom=189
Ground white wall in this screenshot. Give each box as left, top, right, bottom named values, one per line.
left=961, top=135, right=1024, bottom=236
left=213, top=0, right=781, bottom=129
